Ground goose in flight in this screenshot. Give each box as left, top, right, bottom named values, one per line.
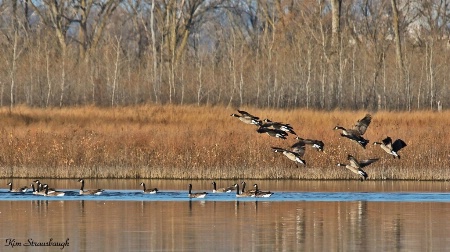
left=230, top=110, right=261, bottom=125
left=337, top=154, right=379, bottom=181
left=334, top=114, right=372, bottom=148
left=373, top=137, right=407, bottom=159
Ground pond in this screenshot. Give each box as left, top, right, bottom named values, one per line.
left=1, top=179, right=450, bottom=251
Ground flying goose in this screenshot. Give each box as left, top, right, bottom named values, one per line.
left=234, top=183, right=254, bottom=197
left=337, top=154, right=379, bottom=181
left=211, top=181, right=235, bottom=193
left=7, top=182, right=28, bottom=193
left=140, top=182, right=158, bottom=194
left=253, top=184, right=273, bottom=198
left=230, top=110, right=261, bottom=125
left=30, top=183, right=46, bottom=196
left=43, top=184, right=65, bottom=197
left=334, top=114, right=372, bottom=148
left=78, top=179, right=104, bottom=195
left=271, top=147, right=306, bottom=166
left=373, top=137, right=407, bottom=159
left=294, top=137, right=325, bottom=152
left=261, top=119, right=297, bottom=135
left=237, top=110, right=259, bottom=119
left=188, top=184, right=207, bottom=198
left=272, top=137, right=310, bottom=166
left=257, top=127, right=288, bottom=139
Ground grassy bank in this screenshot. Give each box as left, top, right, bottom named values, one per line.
left=0, top=105, right=449, bottom=180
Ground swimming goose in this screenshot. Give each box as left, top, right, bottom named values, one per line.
left=43, top=184, right=65, bottom=197
left=33, top=180, right=43, bottom=190
left=253, top=184, right=273, bottom=197
left=234, top=183, right=254, bottom=197
left=78, top=179, right=104, bottom=195
left=241, top=181, right=257, bottom=194
left=211, top=181, right=235, bottom=193
left=373, top=137, right=407, bottom=159
left=34, top=180, right=55, bottom=194
left=334, top=114, right=372, bottom=148
left=337, top=154, right=379, bottom=181
left=140, top=182, right=158, bottom=194
left=271, top=147, right=306, bottom=166
left=7, top=182, right=28, bottom=193
left=257, top=127, right=288, bottom=139
left=261, top=119, right=297, bottom=135
left=188, top=184, right=207, bottom=198
left=30, top=183, right=46, bottom=196
left=294, top=137, right=325, bottom=152
left=230, top=110, right=261, bottom=125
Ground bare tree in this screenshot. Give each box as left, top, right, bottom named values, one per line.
left=76, top=0, right=122, bottom=59
left=0, top=0, right=449, bottom=109
left=149, top=0, right=158, bottom=103
left=330, top=0, right=342, bottom=53
left=416, top=0, right=449, bottom=110
left=111, top=36, right=122, bottom=106
left=347, top=0, right=392, bottom=109
left=161, top=0, right=222, bottom=103
left=29, top=0, right=69, bottom=53
left=8, top=31, right=20, bottom=111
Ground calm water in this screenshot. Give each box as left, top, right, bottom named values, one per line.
left=1, top=179, right=450, bottom=251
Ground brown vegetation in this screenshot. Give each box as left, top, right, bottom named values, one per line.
left=0, top=105, right=448, bottom=180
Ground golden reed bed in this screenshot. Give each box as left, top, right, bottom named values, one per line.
left=0, top=105, right=449, bottom=180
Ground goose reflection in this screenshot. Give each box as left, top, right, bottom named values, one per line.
left=349, top=200, right=368, bottom=249
left=296, top=208, right=306, bottom=244
left=234, top=200, right=259, bottom=213
left=79, top=200, right=86, bottom=216
left=31, top=200, right=49, bottom=215
left=188, top=200, right=206, bottom=215
left=392, top=217, right=403, bottom=250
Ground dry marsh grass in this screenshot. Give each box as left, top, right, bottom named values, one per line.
left=0, top=105, right=449, bottom=180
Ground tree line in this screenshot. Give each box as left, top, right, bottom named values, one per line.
left=0, top=0, right=448, bottom=110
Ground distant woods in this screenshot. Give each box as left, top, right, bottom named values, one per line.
left=0, top=0, right=448, bottom=110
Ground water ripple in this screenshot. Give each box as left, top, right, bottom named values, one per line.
left=1, top=189, right=450, bottom=202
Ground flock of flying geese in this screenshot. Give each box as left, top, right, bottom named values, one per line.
left=231, top=109, right=408, bottom=181
left=4, top=109, right=408, bottom=199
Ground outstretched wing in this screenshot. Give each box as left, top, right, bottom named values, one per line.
left=353, top=114, right=372, bottom=135
left=382, top=136, right=393, bottom=147
left=237, top=110, right=259, bottom=120
left=256, top=127, right=269, bottom=133
left=301, top=138, right=325, bottom=151
left=272, top=123, right=296, bottom=135
left=347, top=155, right=360, bottom=168
left=392, top=139, right=407, bottom=152
left=263, top=128, right=288, bottom=139
left=260, top=119, right=274, bottom=127
left=271, top=147, right=287, bottom=153
left=291, top=141, right=306, bottom=157
left=359, top=158, right=379, bottom=168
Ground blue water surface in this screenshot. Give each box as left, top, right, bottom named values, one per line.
left=1, top=189, right=450, bottom=202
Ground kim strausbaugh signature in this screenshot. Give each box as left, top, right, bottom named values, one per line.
left=5, top=238, right=69, bottom=250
